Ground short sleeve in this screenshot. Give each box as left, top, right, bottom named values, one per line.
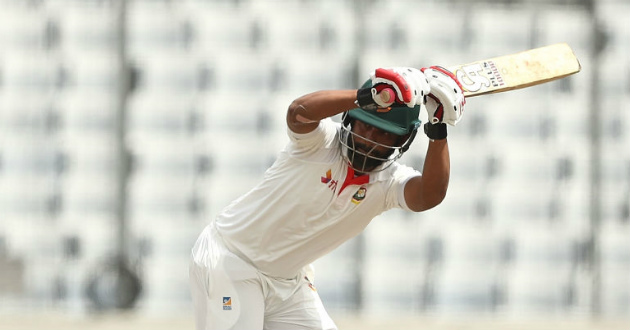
left=384, top=163, right=422, bottom=211
left=285, top=118, right=339, bottom=154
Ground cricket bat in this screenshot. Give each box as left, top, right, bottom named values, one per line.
left=379, top=43, right=581, bottom=102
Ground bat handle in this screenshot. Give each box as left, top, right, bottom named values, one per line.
left=376, top=87, right=395, bottom=107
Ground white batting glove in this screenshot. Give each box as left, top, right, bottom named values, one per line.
left=370, top=67, right=430, bottom=108
left=422, top=66, right=466, bottom=126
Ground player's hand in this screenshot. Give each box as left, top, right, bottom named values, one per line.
left=369, top=67, right=430, bottom=108
left=422, top=66, right=466, bottom=126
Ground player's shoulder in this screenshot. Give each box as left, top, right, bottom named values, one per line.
left=282, top=118, right=342, bottom=161
left=288, top=118, right=339, bottom=140
left=375, top=161, right=421, bottom=182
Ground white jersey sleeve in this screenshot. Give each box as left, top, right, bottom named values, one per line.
left=384, top=163, right=422, bottom=212
left=285, top=118, right=339, bottom=156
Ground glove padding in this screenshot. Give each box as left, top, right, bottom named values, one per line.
left=370, top=67, right=430, bottom=108
left=422, top=66, right=465, bottom=126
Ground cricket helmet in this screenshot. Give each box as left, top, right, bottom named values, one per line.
left=340, top=80, right=421, bottom=173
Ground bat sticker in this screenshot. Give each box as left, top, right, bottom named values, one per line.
left=455, top=61, right=505, bottom=94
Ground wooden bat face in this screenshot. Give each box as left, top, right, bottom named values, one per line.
left=449, top=43, right=582, bottom=97
left=374, top=43, right=582, bottom=106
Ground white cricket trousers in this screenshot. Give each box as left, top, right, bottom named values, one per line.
left=189, top=224, right=338, bottom=330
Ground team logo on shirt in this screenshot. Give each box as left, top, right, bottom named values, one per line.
left=321, top=169, right=338, bottom=191
left=222, top=297, right=232, bottom=310
left=352, top=187, right=367, bottom=204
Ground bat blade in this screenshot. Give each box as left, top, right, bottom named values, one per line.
left=449, top=43, right=582, bottom=97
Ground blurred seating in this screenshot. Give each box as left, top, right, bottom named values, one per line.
left=207, top=52, right=276, bottom=93
left=1, top=54, right=63, bottom=93
left=483, top=93, right=550, bottom=142
left=55, top=4, right=117, bottom=54
left=141, top=256, right=193, bottom=311
left=536, top=8, right=593, bottom=55
left=599, top=2, right=630, bottom=53
left=0, top=0, right=627, bottom=318
left=362, top=257, right=427, bottom=314
left=127, top=1, right=193, bottom=57
left=422, top=185, right=492, bottom=222
left=130, top=220, right=200, bottom=309
left=432, top=221, right=499, bottom=314
left=62, top=54, right=119, bottom=93
left=0, top=94, right=56, bottom=136
left=1, top=215, right=58, bottom=258
left=59, top=133, right=116, bottom=177
left=490, top=181, right=560, bottom=227
left=363, top=3, right=466, bottom=57
left=311, top=237, right=363, bottom=311
left=56, top=215, right=118, bottom=260
left=504, top=266, right=575, bottom=315
left=448, top=140, right=499, bottom=183
left=273, top=53, right=355, bottom=95
left=549, top=93, right=591, bottom=146
left=61, top=173, right=117, bottom=217
left=492, top=142, right=563, bottom=183
left=0, top=137, right=61, bottom=175
left=600, top=222, right=630, bottom=316
left=0, top=5, right=52, bottom=52
left=189, top=3, right=260, bottom=53
left=501, top=223, right=579, bottom=315
left=247, top=0, right=357, bottom=57
left=58, top=92, right=117, bottom=135
left=469, top=7, right=534, bottom=56
left=128, top=174, right=201, bottom=218
left=599, top=51, right=630, bottom=99
left=362, top=214, right=428, bottom=313
left=127, top=93, right=203, bottom=138
left=130, top=54, right=209, bottom=94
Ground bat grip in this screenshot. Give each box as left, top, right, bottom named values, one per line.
left=376, top=87, right=395, bottom=106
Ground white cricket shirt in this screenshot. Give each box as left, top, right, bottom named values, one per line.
left=214, top=119, right=421, bottom=278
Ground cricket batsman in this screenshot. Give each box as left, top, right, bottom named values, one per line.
left=189, top=66, right=465, bottom=329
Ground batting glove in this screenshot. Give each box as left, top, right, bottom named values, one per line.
left=422, top=66, right=466, bottom=126
left=362, top=67, right=430, bottom=109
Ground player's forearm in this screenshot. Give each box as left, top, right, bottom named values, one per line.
left=419, top=139, right=450, bottom=209
left=403, top=139, right=450, bottom=212
left=287, top=90, right=358, bottom=134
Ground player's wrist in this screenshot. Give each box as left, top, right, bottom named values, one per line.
left=424, top=122, right=447, bottom=140
left=355, top=87, right=379, bottom=111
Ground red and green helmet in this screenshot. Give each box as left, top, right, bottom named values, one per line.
left=340, top=80, right=421, bottom=173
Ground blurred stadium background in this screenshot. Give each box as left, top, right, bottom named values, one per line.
left=0, top=0, right=629, bottom=329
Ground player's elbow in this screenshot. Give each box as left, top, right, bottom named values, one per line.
left=287, top=101, right=319, bottom=134
left=408, top=187, right=448, bottom=213
left=428, top=187, right=448, bottom=209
